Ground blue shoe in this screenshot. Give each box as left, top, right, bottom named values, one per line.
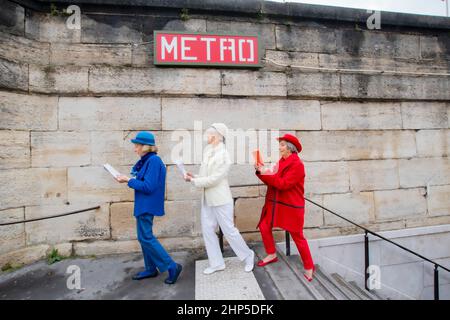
left=164, top=263, right=182, bottom=284
left=132, top=269, right=158, bottom=280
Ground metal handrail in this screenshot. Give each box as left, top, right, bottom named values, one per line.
left=0, top=206, right=101, bottom=226
left=220, top=183, right=449, bottom=300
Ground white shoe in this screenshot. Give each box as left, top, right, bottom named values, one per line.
left=203, top=264, right=225, bottom=275
left=244, top=250, right=255, bottom=272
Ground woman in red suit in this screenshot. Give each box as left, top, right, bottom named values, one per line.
left=255, top=134, right=314, bottom=281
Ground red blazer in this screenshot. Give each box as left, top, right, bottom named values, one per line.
left=256, top=152, right=306, bottom=233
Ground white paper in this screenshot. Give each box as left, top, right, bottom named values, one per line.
left=103, top=163, right=121, bottom=178
left=174, top=159, right=187, bottom=177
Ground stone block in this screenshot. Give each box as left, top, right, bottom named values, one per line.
left=24, top=203, right=109, bottom=245
left=348, top=160, right=399, bottom=192
left=0, top=130, right=30, bottom=169
left=58, top=97, right=161, bottom=131
left=162, top=97, right=321, bottom=130
left=31, top=131, right=90, bottom=167
left=67, top=166, right=133, bottom=204
left=374, top=188, right=427, bottom=221
left=222, top=71, right=286, bottom=96
left=29, top=65, right=89, bottom=93
left=321, top=101, right=402, bottom=130
left=0, top=168, right=67, bottom=210
left=0, top=91, right=58, bottom=130
left=297, top=130, right=416, bottom=161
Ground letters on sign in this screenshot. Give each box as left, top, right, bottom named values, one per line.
left=154, top=31, right=261, bottom=67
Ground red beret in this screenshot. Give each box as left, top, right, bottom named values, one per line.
left=276, top=133, right=302, bottom=153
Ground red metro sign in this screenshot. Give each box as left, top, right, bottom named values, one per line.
left=154, top=31, right=261, bottom=67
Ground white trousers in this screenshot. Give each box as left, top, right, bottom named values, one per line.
left=201, top=199, right=252, bottom=268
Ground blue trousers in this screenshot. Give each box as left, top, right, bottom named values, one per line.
left=136, top=214, right=174, bottom=273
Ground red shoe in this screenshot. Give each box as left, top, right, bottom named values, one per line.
left=303, top=267, right=315, bottom=282
left=257, top=257, right=279, bottom=267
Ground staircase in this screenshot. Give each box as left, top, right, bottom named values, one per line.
left=253, top=245, right=386, bottom=300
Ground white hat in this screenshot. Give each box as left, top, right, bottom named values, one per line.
left=210, top=123, right=228, bottom=138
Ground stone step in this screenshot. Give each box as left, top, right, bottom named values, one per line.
left=278, top=253, right=325, bottom=300
left=313, top=265, right=351, bottom=300
left=331, top=273, right=372, bottom=300
left=348, top=280, right=383, bottom=300
left=253, top=245, right=316, bottom=300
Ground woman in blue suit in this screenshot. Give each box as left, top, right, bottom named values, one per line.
left=116, top=131, right=182, bottom=284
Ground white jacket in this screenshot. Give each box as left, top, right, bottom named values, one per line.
left=192, top=142, right=233, bottom=207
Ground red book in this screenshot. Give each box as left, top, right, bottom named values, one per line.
left=252, top=149, right=264, bottom=166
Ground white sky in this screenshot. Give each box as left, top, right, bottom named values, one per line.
left=269, top=0, right=449, bottom=17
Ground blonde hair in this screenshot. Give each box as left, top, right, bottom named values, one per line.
left=142, top=145, right=158, bottom=153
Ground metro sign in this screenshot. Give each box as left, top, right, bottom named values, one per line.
left=154, top=31, right=261, bottom=67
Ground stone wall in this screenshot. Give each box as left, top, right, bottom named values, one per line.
left=0, top=0, right=449, bottom=268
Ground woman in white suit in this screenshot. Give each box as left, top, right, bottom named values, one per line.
left=184, top=123, right=255, bottom=275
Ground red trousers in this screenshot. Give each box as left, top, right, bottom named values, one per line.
left=259, top=213, right=314, bottom=270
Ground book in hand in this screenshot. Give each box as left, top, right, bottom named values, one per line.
left=174, top=159, right=187, bottom=178
left=103, top=163, right=121, bottom=179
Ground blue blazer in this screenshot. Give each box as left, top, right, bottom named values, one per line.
left=127, top=153, right=166, bottom=217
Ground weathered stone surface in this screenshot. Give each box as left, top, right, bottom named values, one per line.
left=0, top=0, right=25, bottom=35
left=265, top=50, right=319, bottom=68
left=31, top=131, right=90, bottom=167
left=401, top=102, right=448, bottom=129
left=222, top=71, right=286, bottom=96
left=321, top=101, right=402, bottom=130
left=166, top=164, right=201, bottom=201
left=67, top=166, right=133, bottom=204
left=234, top=197, right=265, bottom=232
left=91, top=131, right=125, bottom=166
left=73, top=240, right=140, bottom=257
left=162, top=98, right=321, bottom=130
left=276, top=25, right=336, bottom=53
left=207, top=20, right=276, bottom=50
left=231, top=186, right=260, bottom=198
left=29, top=65, right=89, bottom=93
left=50, top=43, right=132, bottom=66
left=25, top=12, right=81, bottom=43
left=59, top=97, right=161, bottom=131
left=81, top=14, right=142, bottom=44
left=0, top=208, right=25, bottom=255
left=110, top=202, right=135, bottom=240
left=287, top=72, right=340, bottom=98
left=0, top=91, right=58, bottom=130
left=399, top=157, right=450, bottom=188
left=427, top=185, right=450, bottom=217
left=304, top=161, right=349, bottom=194
left=89, top=66, right=221, bottom=95
left=297, top=130, right=417, bottom=161
left=340, top=73, right=450, bottom=100
left=348, top=159, right=399, bottom=192
left=336, top=29, right=420, bottom=59
left=24, top=204, right=110, bottom=245
left=0, top=32, right=50, bottom=65
left=157, top=200, right=199, bottom=237
left=228, top=164, right=260, bottom=186
left=323, top=192, right=374, bottom=226
left=0, top=130, right=30, bottom=169
left=0, top=168, right=67, bottom=210
left=0, top=244, right=49, bottom=268
left=0, top=58, right=28, bottom=91
left=374, top=188, right=427, bottom=220
left=416, top=130, right=450, bottom=157
left=304, top=194, right=324, bottom=228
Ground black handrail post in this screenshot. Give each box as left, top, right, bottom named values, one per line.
left=219, top=227, right=224, bottom=253
left=434, top=265, right=440, bottom=300
left=364, top=230, right=370, bottom=291
left=285, top=231, right=291, bottom=256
